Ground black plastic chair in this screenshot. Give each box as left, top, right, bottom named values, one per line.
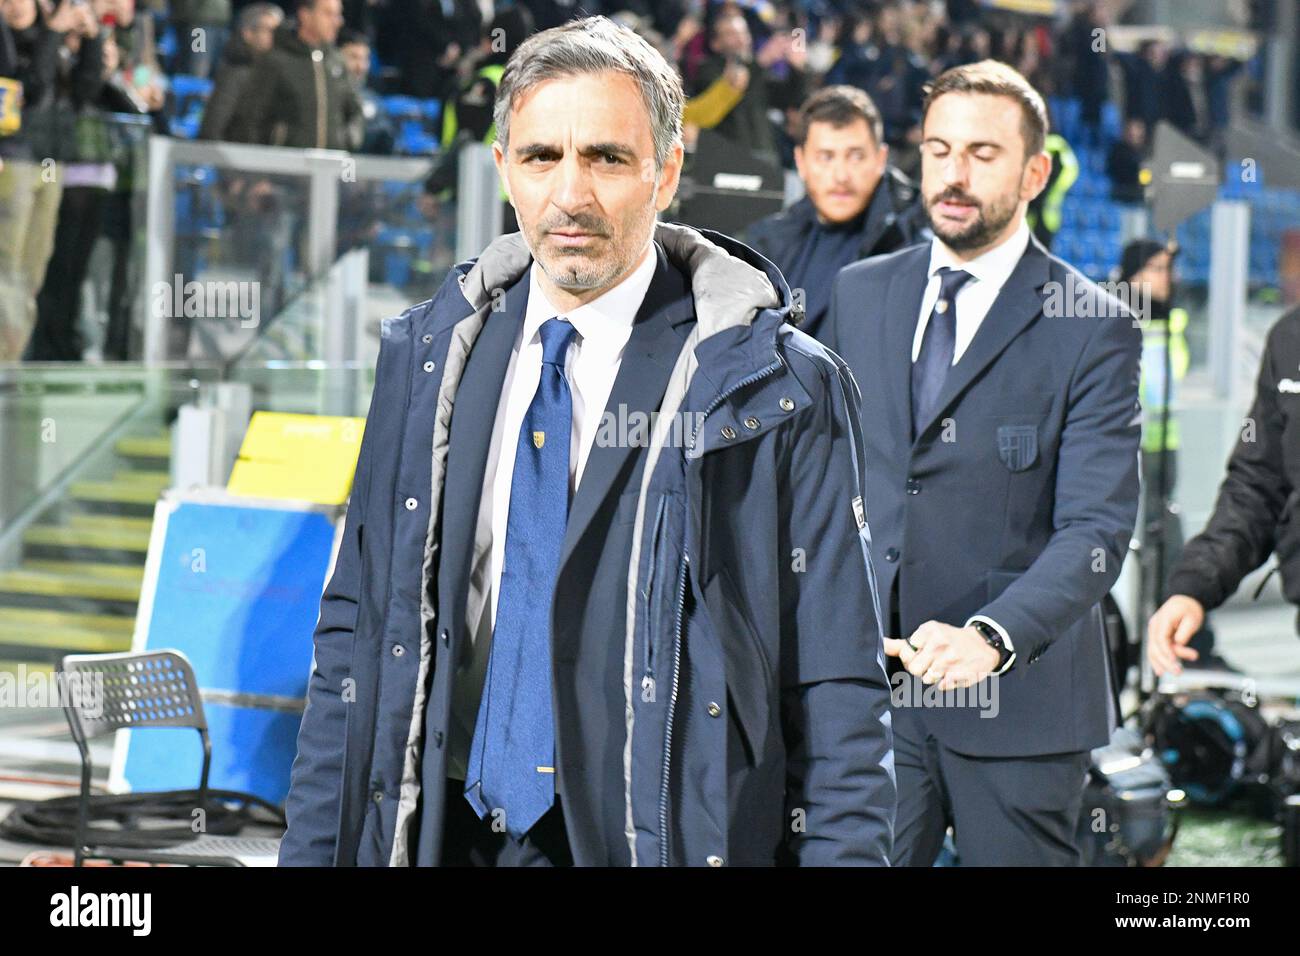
left=60, top=649, right=280, bottom=866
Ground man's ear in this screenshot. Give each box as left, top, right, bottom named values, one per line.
left=493, top=141, right=513, bottom=205
left=654, top=141, right=686, bottom=213
left=1022, top=149, right=1051, bottom=202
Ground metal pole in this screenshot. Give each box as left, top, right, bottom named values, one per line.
left=1206, top=200, right=1251, bottom=400
left=456, top=142, right=505, bottom=263
left=142, top=135, right=176, bottom=365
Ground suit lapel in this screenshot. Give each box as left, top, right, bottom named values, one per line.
left=557, top=242, right=692, bottom=572
left=912, top=236, right=1051, bottom=442
left=882, top=248, right=929, bottom=447
left=440, top=276, right=528, bottom=621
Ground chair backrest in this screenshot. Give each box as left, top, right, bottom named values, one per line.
left=60, top=650, right=208, bottom=740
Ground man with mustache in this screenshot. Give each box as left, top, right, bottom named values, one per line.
left=823, top=61, right=1142, bottom=865
left=279, top=16, right=896, bottom=867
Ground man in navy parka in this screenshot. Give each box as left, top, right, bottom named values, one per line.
left=279, top=15, right=895, bottom=867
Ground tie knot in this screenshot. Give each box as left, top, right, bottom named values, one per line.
left=936, top=267, right=973, bottom=300
left=538, top=317, right=577, bottom=367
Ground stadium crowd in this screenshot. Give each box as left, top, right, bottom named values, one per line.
left=0, top=0, right=1249, bottom=362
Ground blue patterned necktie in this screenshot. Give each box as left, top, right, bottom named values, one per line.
left=911, top=266, right=973, bottom=436
left=464, top=317, right=577, bottom=838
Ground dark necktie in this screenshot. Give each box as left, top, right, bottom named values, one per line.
left=464, top=317, right=577, bottom=839
left=911, top=267, right=973, bottom=436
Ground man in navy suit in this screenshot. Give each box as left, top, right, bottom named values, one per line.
left=823, top=61, right=1141, bottom=866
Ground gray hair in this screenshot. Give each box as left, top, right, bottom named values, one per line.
left=238, top=2, right=283, bottom=32
left=493, top=15, right=684, bottom=174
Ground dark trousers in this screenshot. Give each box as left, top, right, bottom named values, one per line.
left=891, top=709, right=1091, bottom=866
left=27, top=186, right=107, bottom=361
left=439, top=777, right=573, bottom=867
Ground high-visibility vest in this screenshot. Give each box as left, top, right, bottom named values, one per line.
left=1027, top=132, right=1079, bottom=236
left=1140, top=306, right=1190, bottom=452
left=441, top=63, right=509, bottom=203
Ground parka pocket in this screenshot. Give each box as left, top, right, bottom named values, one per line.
left=704, top=563, right=772, bottom=766
left=639, top=491, right=680, bottom=704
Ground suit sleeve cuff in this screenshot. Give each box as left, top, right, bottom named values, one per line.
left=967, top=615, right=1017, bottom=675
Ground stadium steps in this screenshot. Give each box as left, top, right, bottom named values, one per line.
left=0, top=429, right=170, bottom=667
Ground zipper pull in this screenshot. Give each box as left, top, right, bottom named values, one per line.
left=641, top=674, right=656, bottom=703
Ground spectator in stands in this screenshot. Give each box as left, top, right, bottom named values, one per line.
left=683, top=4, right=808, bottom=170
left=1107, top=116, right=1146, bottom=204
left=28, top=28, right=146, bottom=360
left=100, top=0, right=167, bottom=126
left=338, top=26, right=391, bottom=153
left=1204, top=54, right=1242, bottom=155
left=1061, top=0, right=1109, bottom=135
left=198, top=2, right=283, bottom=142
left=1161, top=49, right=1203, bottom=143
left=0, top=0, right=63, bottom=361
left=744, top=85, right=927, bottom=339
left=1116, top=39, right=1166, bottom=131
left=384, top=0, right=482, bottom=100
left=171, top=0, right=231, bottom=78
left=234, top=0, right=362, bottom=150
left=872, top=3, right=930, bottom=159
left=822, top=7, right=875, bottom=90
left=1, top=0, right=106, bottom=361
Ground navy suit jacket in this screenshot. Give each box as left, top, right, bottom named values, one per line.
left=823, top=235, right=1142, bottom=757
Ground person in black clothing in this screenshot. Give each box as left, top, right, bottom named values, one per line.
left=234, top=0, right=361, bottom=150
left=1116, top=39, right=1166, bottom=131
left=198, top=2, right=283, bottom=142
left=684, top=5, right=808, bottom=170
left=382, top=0, right=482, bottom=100
left=1161, top=50, right=1202, bottom=143
left=1061, top=0, right=1110, bottom=133
left=26, top=26, right=148, bottom=361
left=1147, top=306, right=1300, bottom=675
left=1106, top=117, right=1146, bottom=204
left=744, top=84, right=927, bottom=339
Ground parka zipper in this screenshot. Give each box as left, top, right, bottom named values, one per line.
left=655, top=351, right=784, bottom=866
left=641, top=492, right=669, bottom=703
left=657, top=550, right=689, bottom=867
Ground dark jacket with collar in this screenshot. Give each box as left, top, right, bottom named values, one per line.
left=1168, top=308, right=1300, bottom=628
left=279, top=221, right=896, bottom=866
left=744, top=165, right=929, bottom=338
left=824, top=235, right=1142, bottom=757
left=198, top=31, right=258, bottom=142
left=233, top=23, right=361, bottom=150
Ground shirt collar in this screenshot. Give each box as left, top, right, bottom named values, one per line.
left=927, top=219, right=1031, bottom=292
left=524, top=242, right=658, bottom=354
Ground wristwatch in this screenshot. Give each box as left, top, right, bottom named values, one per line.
left=971, top=620, right=1015, bottom=674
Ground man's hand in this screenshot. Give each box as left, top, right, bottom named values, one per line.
left=883, top=621, right=1000, bottom=691
left=1147, top=594, right=1205, bottom=675
left=437, top=42, right=460, bottom=69
left=723, top=61, right=750, bottom=92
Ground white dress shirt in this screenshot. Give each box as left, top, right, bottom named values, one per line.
left=911, top=219, right=1031, bottom=365
left=910, top=222, right=1031, bottom=674
left=449, top=243, right=657, bottom=778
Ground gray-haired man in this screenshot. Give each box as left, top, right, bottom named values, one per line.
left=279, top=16, right=895, bottom=867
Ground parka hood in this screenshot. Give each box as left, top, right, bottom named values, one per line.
left=453, top=220, right=795, bottom=343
